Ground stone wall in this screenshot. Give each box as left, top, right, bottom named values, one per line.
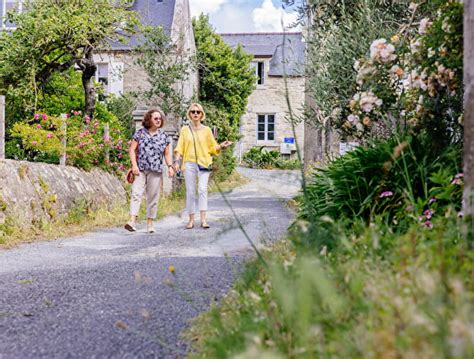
left=0, top=160, right=126, bottom=227
left=238, top=74, right=305, bottom=161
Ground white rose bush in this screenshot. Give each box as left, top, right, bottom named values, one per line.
left=343, top=0, right=463, bottom=144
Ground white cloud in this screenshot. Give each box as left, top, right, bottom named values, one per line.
left=210, top=4, right=256, bottom=33
left=252, top=0, right=299, bottom=32
left=189, top=0, right=228, bottom=16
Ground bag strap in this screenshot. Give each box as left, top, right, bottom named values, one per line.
left=188, top=124, right=200, bottom=166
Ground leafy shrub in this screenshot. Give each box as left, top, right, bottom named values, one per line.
left=10, top=110, right=128, bottom=173
left=243, top=147, right=280, bottom=168
left=299, top=134, right=462, bottom=229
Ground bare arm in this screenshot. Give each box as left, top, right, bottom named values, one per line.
left=129, top=140, right=140, bottom=175
left=164, top=144, right=175, bottom=177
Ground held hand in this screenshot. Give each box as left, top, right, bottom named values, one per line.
left=168, top=167, right=175, bottom=178
left=132, top=165, right=140, bottom=176
left=220, top=140, right=233, bottom=149
left=174, top=163, right=180, bottom=172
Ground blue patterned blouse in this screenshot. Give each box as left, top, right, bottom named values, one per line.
left=132, top=128, right=171, bottom=172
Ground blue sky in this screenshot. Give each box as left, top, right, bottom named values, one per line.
left=188, top=0, right=301, bottom=33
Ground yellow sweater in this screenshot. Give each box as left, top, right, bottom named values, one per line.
left=174, top=125, right=220, bottom=170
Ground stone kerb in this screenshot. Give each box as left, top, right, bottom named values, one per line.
left=0, top=159, right=126, bottom=226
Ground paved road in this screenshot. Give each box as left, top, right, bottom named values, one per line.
left=0, top=168, right=301, bottom=358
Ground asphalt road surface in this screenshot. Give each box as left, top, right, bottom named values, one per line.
left=0, top=168, right=301, bottom=358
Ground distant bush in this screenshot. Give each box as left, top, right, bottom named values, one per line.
left=242, top=147, right=300, bottom=170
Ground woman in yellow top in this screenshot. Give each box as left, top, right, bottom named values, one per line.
left=174, top=103, right=233, bottom=229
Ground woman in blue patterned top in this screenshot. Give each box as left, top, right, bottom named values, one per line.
left=125, top=109, right=175, bottom=233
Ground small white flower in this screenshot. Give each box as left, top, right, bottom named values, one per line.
left=419, top=18, right=432, bottom=34
left=410, top=39, right=422, bottom=53
left=370, top=38, right=397, bottom=63
left=347, top=114, right=360, bottom=123
left=442, top=19, right=452, bottom=33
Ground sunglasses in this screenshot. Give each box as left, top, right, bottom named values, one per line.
left=190, top=110, right=202, bottom=115
left=152, top=117, right=162, bottom=121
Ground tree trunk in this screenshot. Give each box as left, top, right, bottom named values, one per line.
left=464, top=0, right=474, bottom=241
left=80, top=46, right=97, bottom=119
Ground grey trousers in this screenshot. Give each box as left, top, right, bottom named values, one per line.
left=184, top=162, right=210, bottom=215
left=130, top=170, right=162, bottom=219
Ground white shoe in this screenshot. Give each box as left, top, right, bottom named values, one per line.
left=147, top=224, right=156, bottom=233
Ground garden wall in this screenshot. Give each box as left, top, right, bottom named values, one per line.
left=0, top=159, right=126, bottom=226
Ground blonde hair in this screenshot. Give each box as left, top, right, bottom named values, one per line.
left=186, top=103, right=206, bottom=122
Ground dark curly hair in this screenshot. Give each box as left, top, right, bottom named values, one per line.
left=142, top=108, right=166, bottom=129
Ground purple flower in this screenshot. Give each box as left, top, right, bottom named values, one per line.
left=451, top=178, right=462, bottom=185
left=46, top=133, right=53, bottom=139
left=423, top=209, right=434, bottom=220
left=380, top=191, right=394, bottom=198
left=34, top=114, right=40, bottom=120
left=428, top=197, right=437, bottom=205
left=42, top=114, right=48, bottom=121
left=66, top=113, right=71, bottom=118
left=424, top=221, right=433, bottom=229
left=36, top=124, right=42, bottom=129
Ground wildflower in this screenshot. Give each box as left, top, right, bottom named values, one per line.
left=46, top=133, right=53, bottom=139
left=355, top=91, right=383, bottom=113
left=408, top=2, right=418, bottom=11
left=424, top=220, right=433, bottom=229
left=428, top=197, right=437, bottom=205
left=362, top=116, right=371, bottom=126
left=389, top=65, right=404, bottom=78
left=410, top=38, right=422, bottom=53
left=442, top=19, right=452, bottom=33
left=36, top=124, right=42, bottom=129
left=168, top=265, right=175, bottom=274
left=423, top=209, right=434, bottom=220
left=42, top=114, right=48, bottom=121
left=418, top=18, right=432, bottom=34
left=31, top=141, right=38, bottom=146
left=370, top=39, right=397, bottom=63
left=118, top=164, right=125, bottom=171
left=347, top=114, right=359, bottom=123
left=34, top=114, right=40, bottom=120
left=451, top=174, right=463, bottom=185
left=66, top=113, right=71, bottom=118
left=390, top=34, right=400, bottom=43
left=380, top=191, right=394, bottom=198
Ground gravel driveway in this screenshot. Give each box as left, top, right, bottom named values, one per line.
left=0, top=168, right=301, bottom=358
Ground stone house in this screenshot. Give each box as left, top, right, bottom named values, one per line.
left=93, top=0, right=198, bottom=133
left=220, top=32, right=306, bottom=162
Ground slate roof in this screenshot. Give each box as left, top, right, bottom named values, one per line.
left=111, top=0, right=176, bottom=50
left=220, top=32, right=305, bottom=77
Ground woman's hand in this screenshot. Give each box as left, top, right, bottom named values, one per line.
left=220, top=140, right=233, bottom=149
left=132, top=164, right=140, bottom=176
left=167, top=166, right=175, bottom=178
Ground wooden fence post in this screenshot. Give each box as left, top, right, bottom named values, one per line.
left=104, top=123, right=110, bottom=163
left=59, top=114, right=67, bottom=166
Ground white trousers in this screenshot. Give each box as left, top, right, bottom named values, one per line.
left=130, top=170, right=162, bottom=219
left=184, top=162, right=210, bottom=215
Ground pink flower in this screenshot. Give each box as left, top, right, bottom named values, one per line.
left=428, top=197, right=437, bottom=205
left=451, top=178, right=463, bottom=185
left=34, top=114, right=40, bottom=120
left=36, top=124, right=42, bottom=129
left=424, top=221, right=433, bottom=229
left=31, top=141, right=38, bottom=146
left=73, top=111, right=80, bottom=116
left=118, top=164, right=125, bottom=171
left=423, top=209, right=434, bottom=220
left=42, top=114, right=48, bottom=121
left=46, top=133, right=53, bottom=139
left=66, top=113, right=71, bottom=118
left=380, top=191, right=394, bottom=198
